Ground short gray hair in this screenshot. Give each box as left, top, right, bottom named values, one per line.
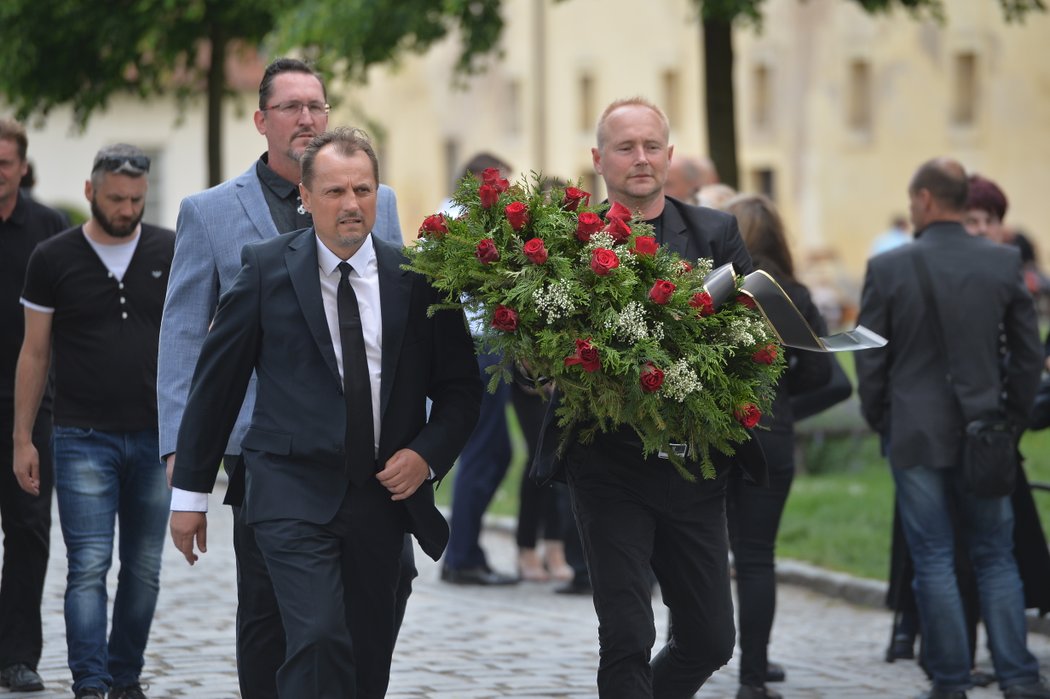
left=91, top=143, right=150, bottom=187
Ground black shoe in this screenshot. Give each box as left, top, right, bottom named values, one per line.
left=970, top=670, right=995, bottom=688
left=765, top=662, right=786, bottom=683
left=916, top=688, right=966, bottom=699
left=74, top=689, right=106, bottom=699
left=440, top=565, right=518, bottom=585
left=109, top=683, right=148, bottom=699
left=0, top=663, right=45, bottom=692
left=1004, top=679, right=1050, bottom=698
left=737, top=684, right=783, bottom=699
left=887, top=633, right=917, bottom=662
left=555, top=577, right=592, bottom=595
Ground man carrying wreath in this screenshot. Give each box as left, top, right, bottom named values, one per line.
left=536, top=97, right=765, bottom=699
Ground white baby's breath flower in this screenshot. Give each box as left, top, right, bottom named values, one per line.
left=534, top=279, right=577, bottom=324
left=663, top=358, right=703, bottom=402
left=606, top=301, right=649, bottom=343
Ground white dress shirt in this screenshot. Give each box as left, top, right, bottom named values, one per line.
left=170, top=233, right=384, bottom=512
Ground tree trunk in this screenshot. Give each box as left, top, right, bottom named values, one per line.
left=206, top=25, right=227, bottom=187
left=702, top=16, right=738, bottom=190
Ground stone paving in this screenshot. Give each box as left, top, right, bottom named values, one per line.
left=9, top=484, right=1050, bottom=698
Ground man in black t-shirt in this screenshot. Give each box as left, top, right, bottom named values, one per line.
left=0, top=118, right=67, bottom=694
left=13, top=144, right=174, bottom=699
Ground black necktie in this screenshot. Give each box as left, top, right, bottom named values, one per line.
left=337, top=262, right=375, bottom=486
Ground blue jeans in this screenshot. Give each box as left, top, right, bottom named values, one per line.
left=893, top=464, right=1040, bottom=692
left=53, top=427, right=170, bottom=692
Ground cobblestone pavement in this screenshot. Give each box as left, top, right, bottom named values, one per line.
left=11, top=485, right=1050, bottom=698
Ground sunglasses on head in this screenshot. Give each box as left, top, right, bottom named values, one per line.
left=93, top=155, right=151, bottom=175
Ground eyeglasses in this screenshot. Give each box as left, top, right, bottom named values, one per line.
left=262, top=101, right=331, bottom=118
left=92, top=155, right=151, bottom=175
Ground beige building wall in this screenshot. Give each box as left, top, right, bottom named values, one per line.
left=11, top=0, right=1048, bottom=294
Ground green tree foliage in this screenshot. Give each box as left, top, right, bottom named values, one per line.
left=0, top=0, right=292, bottom=186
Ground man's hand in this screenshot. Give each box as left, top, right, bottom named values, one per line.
left=377, top=448, right=430, bottom=501
left=170, top=511, right=208, bottom=565
left=12, top=441, right=40, bottom=496
left=165, top=453, right=176, bottom=488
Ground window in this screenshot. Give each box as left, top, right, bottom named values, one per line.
left=507, top=79, right=522, bottom=136
left=142, top=148, right=163, bottom=226
left=579, top=72, right=595, bottom=133
left=753, top=64, right=772, bottom=131
left=662, top=69, right=680, bottom=127
left=847, top=60, right=872, bottom=131
left=752, top=167, right=776, bottom=201
left=953, top=52, right=978, bottom=126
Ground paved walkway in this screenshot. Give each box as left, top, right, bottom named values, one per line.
left=11, top=485, right=1050, bottom=698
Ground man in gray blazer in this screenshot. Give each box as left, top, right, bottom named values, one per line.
left=169, top=127, right=481, bottom=698
left=856, top=157, right=1049, bottom=699
left=157, top=59, right=402, bottom=699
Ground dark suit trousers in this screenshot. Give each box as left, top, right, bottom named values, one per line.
left=253, top=477, right=404, bottom=699
left=566, top=441, right=735, bottom=699
left=0, top=409, right=52, bottom=670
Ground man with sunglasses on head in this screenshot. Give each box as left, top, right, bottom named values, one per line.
left=13, top=144, right=174, bottom=699
left=158, top=57, right=403, bottom=699
left=0, top=118, right=68, bottom=694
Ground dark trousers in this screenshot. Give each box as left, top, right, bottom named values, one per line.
left=253, top=477, right=405, bottom=699
left=445, top=351, right=511, bottom=569
left=566, top=442, right=735, bottom=699
left=510, top=384, right=563, bottom=548
left=726, top=431, right=794, bottom=686
left=0, top=409, right=52, bottom=670
left=226, top=457, right=416, bottom=699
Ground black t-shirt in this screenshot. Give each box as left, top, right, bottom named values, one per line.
left=0, top=192, right=68, bottom=411
left=256, top=153, right=313, bottom=235
left=21, top=224, right=175, bottom=430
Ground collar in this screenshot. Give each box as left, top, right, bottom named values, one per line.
left=256, top=153, right=299, bottom=200
left=315, top=232, right=376, bottom=276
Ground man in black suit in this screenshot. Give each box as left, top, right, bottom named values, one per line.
left=169, top=127, right=481, bottom=698
left=536, top=97, right=761, bottom=699
left=856, top=157, right=1050, bottom=699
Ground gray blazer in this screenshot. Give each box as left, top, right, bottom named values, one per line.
left=157, top=163, right=401, bottom=460
left=855, top=221, right=1041, bottom=470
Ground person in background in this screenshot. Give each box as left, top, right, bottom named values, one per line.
left=870, top=214, right=911, bottom=257
left=664, top=155, right=715, bottom=206
left=440, top=152, right=522, bottom=586
left=0, top=118, right=67, bottom=694
left=856, top=157, right=1049, bottom=699
left=723, top=193, right=833, bottom=699
left=14, top=144, right=173, bottom=699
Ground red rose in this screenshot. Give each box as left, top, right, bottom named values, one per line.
left=576, top=212, right=603, bottom=242
left=492, top=304, right=519, bottom=332
left=603, top=217, right=632, bottom=244
left=648, top=279, right=676, bottom=305
left=734, top=403, right=762, bottom=429
left=505, top=201, right=529, bottom=231
left=479, top=184, right=499, bottom=208
left=632, top=235, right=658, bottom=256
left=480, top=167, right=509, bottom=192
left=737, top=293, right=756, bottom=309
left=475, top=238, right=500, bottom=264
left=679, top=260, right=693, bottom=274
left=640, top=362, right=664, bottom=393
left=590, top=248, right=620, bottom=276
left=690, top=291, right=715, bottom=317
left=564, top=338, right=601, bottom=373
left=562, top=187, right=590, bottom=211
left=752, top=343, right=778, bottom=365
left=523, top=238, right=548, bottom=264
left=606, top=201, right=632, bottom=221
left=418, top=213, right=448, bottom=239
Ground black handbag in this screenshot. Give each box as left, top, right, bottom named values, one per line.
left=1029, top=375, right=1050, bottom=431
left=912, top=254, right=1018, bottom=498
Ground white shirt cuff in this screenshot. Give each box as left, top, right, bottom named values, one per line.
left=170, top=488, right=209, bottom=512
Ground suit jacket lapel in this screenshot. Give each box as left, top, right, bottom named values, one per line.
left=236, top=166, right=280, bottom=241
left=286, top=229, right=342, bottom=385
left=375, top=239, right=412, bottom=423
left=659, top=199, right=693, bottom=259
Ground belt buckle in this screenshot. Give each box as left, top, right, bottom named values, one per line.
left=658, top=443, right=688, bottom=460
